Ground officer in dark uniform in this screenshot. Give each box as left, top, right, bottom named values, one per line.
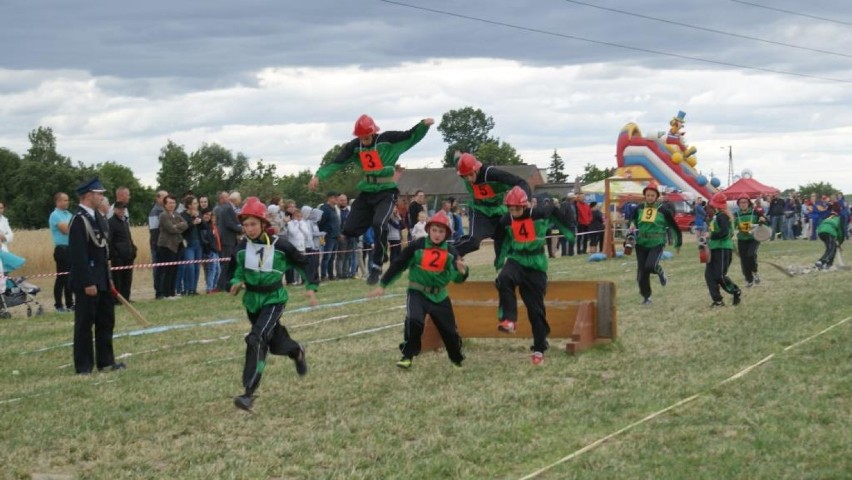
left=69, top=177, right=125, bottom=374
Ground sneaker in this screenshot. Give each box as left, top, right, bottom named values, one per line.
left=746, top=281, right=754, bottom=288
left=531, top=352, right=544, bottom=365
left=396, top=357, right=412, bottom=369
left=98, top=362, right=127, bottom=372
left=641, top=298, right=652, bottom=306
left=452, top=361, right=463, bottom=368
left=366, top=264, right=382, bottom=285
left=733, top=293, right=741, bottom=306
left=710, top=300, right=725, bottom=308
left=658, top=269, right=668, bottom=287
left=814, top=261, right=824, bottom=270
left=234, top=395, right=253, bottom=412
left=753, top=273, right=760, bottom=285
left=56, top=307, right=67, bottom=313
left=294, top=347, right=308, bottom=376
left=497, top=319, right=516, bottom=334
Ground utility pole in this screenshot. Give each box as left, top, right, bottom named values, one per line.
left=721, top=146, right=733, bottom=186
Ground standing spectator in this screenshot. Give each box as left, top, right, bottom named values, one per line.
left=336, top=194, right=355, bottom=279
left=286, top=207, right=308, bottom=285
left=388, top=206, right=403, bottom=262
left=588, top=202, right=605, bottom=253
left=694, top=199, right=707, bottom=236
left=49, top=192, right=74, bottom=312
left=783, top=195, right=796, bottom=240
left=410, top=210, right=428, bottom=241
left=575, top=196, right=592, bottom=254
left=98, top=197, right=111, bottom=222
left=318, top=192, right=341, bottom=281
left=199, top=208, right=221, bottom=294
left=443, top=198, right=463, bottom=242
left=198, top=195, right=210, bottom=213
left=148, top=190, right=168, bottom=299
left=156, top=195, right=188, bottom=299
left=0, top=202, right=12, bottom=252
left=215, top=191, right=243, bottom=291
left=180, top=196, right=203, bottom=296
left=837, top=192, right=849, bottom=240
left=558, top=194, right=578, bottom=256
left=108, top=201, right=137, bottom=302
left=767, top=194, right=785, bottom=241
left=68, top=177, right=124, bottom=374
left=304, top=206, right=325, bottom=283
left=360, top=226, right=375, bottom=278
left=408, top=190, right=425, bottom=231
left=107, top=186, right=131, bottom=219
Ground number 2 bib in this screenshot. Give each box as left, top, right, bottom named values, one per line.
left=420, top=248, right=448, bottom=272
left=511, top=218, right=536, bottom=243
left=359, top=150, right=384, bottom=172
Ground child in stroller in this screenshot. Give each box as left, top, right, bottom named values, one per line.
left=0, top=250, right=44, bottom=318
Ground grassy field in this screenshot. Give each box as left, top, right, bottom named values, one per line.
left=1, top=236, right=850, bottom=479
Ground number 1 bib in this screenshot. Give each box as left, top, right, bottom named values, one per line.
left=420, top=248, right=448, bottom=272
left=359, top=150, right=384, bottom=172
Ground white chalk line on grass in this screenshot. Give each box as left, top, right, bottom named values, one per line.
left=518, top=315, right=852, bottom=480
left=20, top=295, right=405, bottom=356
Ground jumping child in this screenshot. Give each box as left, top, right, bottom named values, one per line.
left=733, top=195, right=767, bottom=287
left=230, top=197, right=319, bottom=412
left=308, top=114, right=434, bottom=285
left=815, top=211, right=845, bottom=270
left=368, top=211, right=468, bottom=369
left=494, top=187, right=560, bottom=365
left=629, top=182, right=682, bottom=305
left=705, top=192, right=742, bottom=307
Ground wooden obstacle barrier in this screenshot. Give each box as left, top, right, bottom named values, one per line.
left=421, top=281, right=617, bottom=354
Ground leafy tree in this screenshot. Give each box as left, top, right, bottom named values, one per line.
left=94, top=162, right=152, bottom=225
left=578, top=163, right=616, bottom=184
left=25, top=126, right=72, bottom=167
left=238, top=159, right=281, bottom=202
left=798, top=182, right=838, bottom=199
left=316, top=143, right=361, bottom=198
left=227, top=152, right=250, bottom=192
left=156, top=140, right=191, bottom=198
left=438, top=107, right=495, bottom=166
left=547, top=149, right=568, bottom=183
left=275, top=170, right=324, bottom=208
left=475, top=139, right=524, bottom=166
left=0, top=148, right=22, bottom=205
left=188, top=143, right=231, bottom=197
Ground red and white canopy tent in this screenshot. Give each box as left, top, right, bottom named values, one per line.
left=721, top=177, right=780, bottom=199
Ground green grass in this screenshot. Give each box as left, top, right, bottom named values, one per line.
left=1, top=239, right=850, bottom=479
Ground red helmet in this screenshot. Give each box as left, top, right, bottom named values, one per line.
left=710, top=192, right=728, bottom=209
left=238, top=197, right=269, bottom=223
left=736, top=194, right=751, bottom=203
left=456, top=153, right=482, bottom=176
left=352, top=114, right=379, bottom=137
left=425, top=211, right=453, bottom=234
left=504, top=186, right=529, bottom=207
left=643, top=181, right=660, bottom=197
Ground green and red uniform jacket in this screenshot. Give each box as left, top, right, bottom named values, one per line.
left=816, top=215, right=845, bottom=244
left=631, top=201, right=682, bottom=249
left=315, top=121, right=430, bottom=193
left=462, top=166, right=531, bottom=218
left=379, top=237, right=468, bottom=303
left=496, top=203, right=567, bottom=273
left=230, top=233, right=318, bottom=313
left=708, top=212, right=734, bottom=250
left=734, top=208, right=765, bottom=241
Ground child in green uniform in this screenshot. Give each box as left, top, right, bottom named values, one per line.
left=368, top=211, right=468, bottom=369
left=815, top=212, right=845, bottom=270
left=733, top=195, right=767, bottom=287
left=705, top=192, right=741, bottom=307
left=230, top=197, right=319, bottom=412
left=495, top=187, right=572, bottom=365
left=629, top=182, right=682, bottom=305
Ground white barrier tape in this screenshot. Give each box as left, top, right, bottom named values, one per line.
left=518, top=315, right=852, bottom=480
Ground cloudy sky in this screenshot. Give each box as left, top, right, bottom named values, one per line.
left=1, top=0, right=851, bottom=192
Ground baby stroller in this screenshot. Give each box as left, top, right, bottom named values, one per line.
left=0, top=250, right=44, bottom=319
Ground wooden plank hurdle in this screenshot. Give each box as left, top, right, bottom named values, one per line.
left=421, top=281, right=617, bottom=354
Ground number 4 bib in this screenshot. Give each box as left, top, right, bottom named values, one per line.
left=420, top=248, right=448, bottom=272
left=359, top=150, right=384, bottom=172
left=511, top=218, right=536, bottom=242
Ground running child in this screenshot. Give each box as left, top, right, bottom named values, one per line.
left=629, top=182, right=682, bottom=305
left=815, top=211, right=844, bottom=270
left=733, top=195, right=767, bottom=287
left=705, top=192, right=742, bottom=307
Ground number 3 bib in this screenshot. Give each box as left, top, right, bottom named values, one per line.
left=359, top=150, right=384, bottom=172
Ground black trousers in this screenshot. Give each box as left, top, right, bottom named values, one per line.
left=705, top=248, right=741, bottom=302
left=53, top=245, right=73, bottom=309
left=241, top=303, right=301, bottom=396
left=495, top=259, right=550, bottom=352
left=818, top=232, right=838, bottom=266
left=73, top=289, right=116, bottom=373
left=150, top=241, right=162, bottom=298
left=577, top=224, right=590, bottom=253
left=111, top=257, right=134, bottom=301
left=218, top=244, right=237, bottom=291
left=737, top=239, right=759, bottom=283
left=635, top=244, right=664, bottom=299
left=156, top=247, right=181, bottom=297
left=399, top=290, right=464, bottom=364
left=342, top=189, right=397, bottom=268
left=454, top=209, right=505, bottom=266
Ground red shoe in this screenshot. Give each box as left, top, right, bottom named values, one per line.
left=531, top=351, right=544, bottom=365
left=497, top=320, right=516, bottom=334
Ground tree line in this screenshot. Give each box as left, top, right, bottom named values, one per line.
left=1, top=107, right=624, bottom=229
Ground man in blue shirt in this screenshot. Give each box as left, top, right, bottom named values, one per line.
left=49, top=192, right=74, bottom=312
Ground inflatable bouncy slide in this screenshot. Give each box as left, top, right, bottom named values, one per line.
left=615, top=111, right=719, bottom=199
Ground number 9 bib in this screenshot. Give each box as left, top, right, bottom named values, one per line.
left=640, top=207, right=657, bottom=223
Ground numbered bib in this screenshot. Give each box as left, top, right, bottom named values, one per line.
left=511, top=218, right=536, bottom=243
left=245, top=244, right=274, bottom=272
left=358, top=150, right=384, bottom=172
left=420, top=248, right=448, bottom=272
left=640, top=206, right=657, bottom=223
left=472, top=183, right=496, bottom=200
left=738, top=221, right=752, bottom=233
